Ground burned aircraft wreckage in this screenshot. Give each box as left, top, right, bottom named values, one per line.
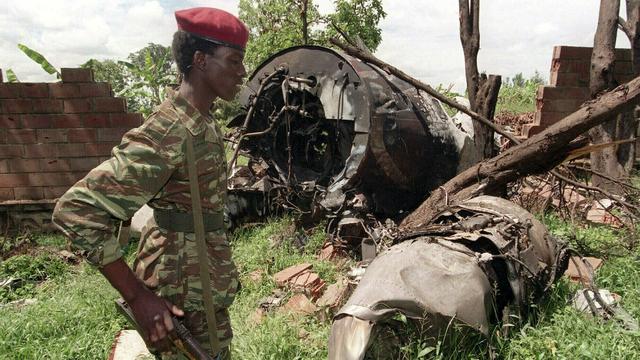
left=225, top=46, right=567, bottom=357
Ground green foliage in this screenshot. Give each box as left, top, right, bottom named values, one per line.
left=17, top=43, right=60, bottom=78
left=82, top=43, right=176, bottom=116
left=324, top=0, right=386, bottom=51
left=230, top=217, right=340, bottom=359
left=239, top=0, right=386, bottom=72
left=5, top=69, right=18, bottom=83
left=0, top=253, right=68, bottom=303
left=0, top=262, right=125, bottom=358
left=495, top=71, right=545, bottom=114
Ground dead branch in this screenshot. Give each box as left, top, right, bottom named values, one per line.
left=565, top=164, right=640, bottom=191
left=400, top=76, right=640, bottom=229
left=330, top=37, right=518, bottom=144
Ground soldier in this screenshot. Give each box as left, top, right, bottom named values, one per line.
left=52, top=7, right=248, bottom=359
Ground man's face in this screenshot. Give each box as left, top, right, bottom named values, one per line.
left=203, top=46, right=247, bottom=101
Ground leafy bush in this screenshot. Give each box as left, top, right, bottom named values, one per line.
left=0, top=253, right=68, bottom=303
left=496, top=71, right=545, bottom=114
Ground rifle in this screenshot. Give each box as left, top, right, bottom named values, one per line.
left=115, top=298, right=215, bottom=360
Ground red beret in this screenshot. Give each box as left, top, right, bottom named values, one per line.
left=175, top=7, right=249, bottom=51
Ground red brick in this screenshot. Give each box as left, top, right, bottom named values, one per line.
left=98, top=128, right=128, bottom=142
left=63, top=99, right=93, bottom=113
left=57, top=143, right=86, bottom=157
left=37, top=129, right=67, bottom=143
left=28, top=172, right=85, bottom=186
left=21, top=115, right=53, bottom=128
left=0, top=188, right=15, bottom=201
left=1, top=99, right=32, bottom=113
left=39, top=158, right=71, bottom=172
left=67, top=128, right=97, bottom=142
left=23, top=144, right=57, bottom=158
left=60, top=68, right=93, bottom=83
left=51, top=114, right=83, bottom=128
left=274, top=263, right=313, bottom=287
left=6, top=129, right=37, bottom=144
left=537, top=86, right=589, bottom=101
left=0, top=83, right=20, bottom=98
left=110, top=113, right=143, bottom=128
left=68, top=157, right=100, bottom=171
left=94, top=97, right=126, bottom=112
left=0, top=115, right=21, bottom=128
left=44, top=186, right=71, bottom=199
left=551, top=59, right=590, bottom=75
left=550, top=72, right=590, bottom=87
left=614, top=61, right=633, bottom=75
left=78, top=83, right=111, bottom=97
left=535, top=111, right=570, bottom=127
left=0, top=145, right=24, bottom=158
left=538, top=99, right=584, bottom=113
left=8, top=159, right=39, bottom=172
left=553, top=46, right=592, bottom=60
left=48, top=83, right=81, bottom=98
left=14, top=187, right=44, bottom=200
left=0, top=160, right=8, bottom=173
left=82, top=114, right=110, bottom=128
left=85, top=143, right=115, bottom=156
left=0, top=130, right=6, bottom=144
left=32, top=99, right=63, bottom=113
left=0, top=173, right=29, bottom=187
left=615, top=48, right=632, bottom=61
left=20, top=83, right=49, bottom=98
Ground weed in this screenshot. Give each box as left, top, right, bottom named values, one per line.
left=0, top=253, right=68, bottom=303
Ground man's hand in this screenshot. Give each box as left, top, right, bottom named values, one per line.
left=129, top=288, right=184, bottom=351
left=98, top=258, right=184, bottom=352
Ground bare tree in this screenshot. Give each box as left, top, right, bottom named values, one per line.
left=589, top=0, right=632, bottom=194
left=459, top=0, right=502, bottom=159
left=617, top=0, right=640, bottom=172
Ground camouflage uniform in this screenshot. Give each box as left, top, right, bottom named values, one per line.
left=52, top=88, right=239, bottom=357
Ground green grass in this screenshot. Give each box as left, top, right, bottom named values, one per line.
left=0, top=213, right=638, bottom=359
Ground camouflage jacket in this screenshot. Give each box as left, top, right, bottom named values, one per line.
left=52, top=88, right=228, bottom=266
left=53, top=89, right=239, bottom=350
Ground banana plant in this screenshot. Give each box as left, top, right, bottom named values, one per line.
left=5, top=69, right=19, bottom=82
left=17, top=44, right=60, bottom=79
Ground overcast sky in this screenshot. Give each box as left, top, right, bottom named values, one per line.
left=0, top=1, right=632, bottom=91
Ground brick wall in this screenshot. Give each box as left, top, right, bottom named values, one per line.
left=0, top=68, right=143, bottom=203
left=523, top=46, right=633, bottom=137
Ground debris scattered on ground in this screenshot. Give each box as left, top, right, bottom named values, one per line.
left=572, top=289, right=619, bottom=313
left=572, top=288, right=639, bottom=331
left=108, top=329, right=153, bottom=360
left=0, top=298, right=37, bottom=309
left=282, top=293, right=317, bottom=316
left=564, top=256, right=603, bottom=283
left=248, top=269, right=264, bottom=283
left=316, top=277, right=350, bottom=310
left=248, top=308, right=267, bottom=325
left=274, top=263, right=313, bottom=287
left=257, top=289, right=286, bottom=312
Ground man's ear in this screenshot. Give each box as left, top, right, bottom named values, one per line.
left=193, top=50, right=206, bottom=71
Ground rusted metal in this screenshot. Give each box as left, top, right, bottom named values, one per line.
left=231, top=45, right=478, bottom=217
left=328, top=196, right=569, bottom=359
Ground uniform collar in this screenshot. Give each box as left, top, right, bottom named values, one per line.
left=166, top=87, right=213, bottom=136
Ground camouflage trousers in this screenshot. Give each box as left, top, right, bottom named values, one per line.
left=134, top=216, right=239, bottom=357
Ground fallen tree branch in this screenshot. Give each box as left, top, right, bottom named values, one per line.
left=330, top=37, right=519, bottom=145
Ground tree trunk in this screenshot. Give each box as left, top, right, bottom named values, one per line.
left=619, top=0, right=640, bottom=172
left=459, top=0, right=501, bottom=159
left=329, top=37, right=640, bottom=228
left=401, top=76, right=640, bottom=229
left=589, top=0, right=625, bottom=193
left=300, top=0, right=309, bottom=45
